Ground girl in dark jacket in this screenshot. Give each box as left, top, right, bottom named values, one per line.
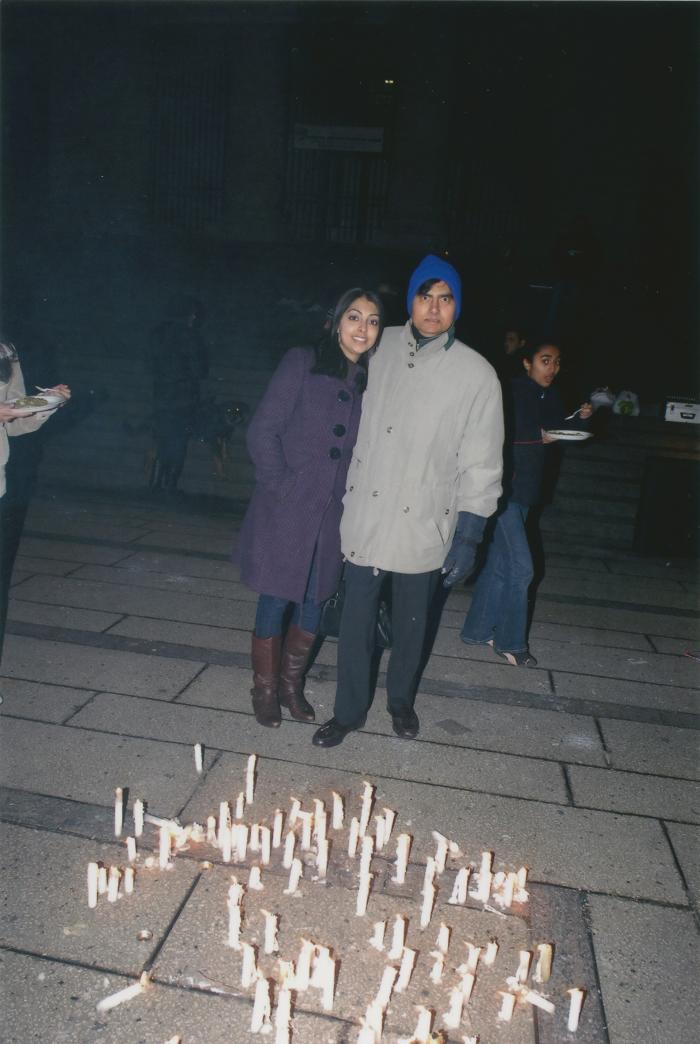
left=460, top=339, right=592, bottom=665
left=238, top=288, right=383, bottom=727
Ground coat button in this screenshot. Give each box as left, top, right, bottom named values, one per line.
left=348, top=485, right=354, bottom=491
left=403, top=506, right=410, bottom=513
left=408, top=363, right=415, bottom=368
left=444, top=508, right=450, bottom=515
left=332, top=424, right=346, bottom=437
left=329, top=447, right=341, bottom=460
left=409, top=351, right=415, bottom=357
left=386, top=426, right=392, bottom=433
left=372, top=490, right=379, bottom=496
left=350, top=551, right=355, bottom=557
left=337, top=390, right=350, bottom=402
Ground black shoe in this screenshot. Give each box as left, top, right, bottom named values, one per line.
left=312, top=717, right=357, bottom=748
left=389, top=708, right=420, bottom=739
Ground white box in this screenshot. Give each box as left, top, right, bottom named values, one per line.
left=664, top=400, right=700, bottom=424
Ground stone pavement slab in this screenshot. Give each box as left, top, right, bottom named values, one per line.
left=538, top=573, right=695, bottom=611
left=0, top=677, right=95, bottom=724
left=517, top=638, right=698, bottom=689
left=650, top=634, right=699, bottom=656
left=117, top=549, right=243, bottom=584
left=14, top=553, right=83, bottom=576
left=567, top=764, right=700, bottom=823
left=9, top=598, right=124, bottom=633
left=0, top=822, right=199, bottom=975
left=179, top=664, right=607, bottom=766
left=2, top=634, right=203, bottom=698
left=107, top=615, right=253, bottom=651
left=552, top=672, right=697, bottom=716
left=71, top=563, right=249, bottom=603
left=180, top=755, right=686, bottom=903
left=527, top=620, right=654, bottom=652
left=527, top=601, right=699, bottom=642
left=70, top=692, right=569, bottom=805
left=133, top=529, right=234, bottom=556
left=587, top=895, right=699, bottom=1044
left=19, top=535, right=134, bottom=565
left=0, top=718, right=209, bottom=817
left=664, top=822, right=700, bottom=911
left=599, top=719, right=700, bottom=780
left=1, top=950, right=333, bottom=1044
left=153, top=862, right=536, bottom=1042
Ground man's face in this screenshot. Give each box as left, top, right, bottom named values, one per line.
left=410, top=280, right=456, bottom=338
left=504, top=330, right=525, bottom=355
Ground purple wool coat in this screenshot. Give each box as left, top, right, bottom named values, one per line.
left=237, top=347, right=365, bottom=604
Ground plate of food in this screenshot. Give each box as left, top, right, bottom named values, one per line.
left=544, top=429, right=592, bottom=442
left=5, top=393, right=66, bottom=417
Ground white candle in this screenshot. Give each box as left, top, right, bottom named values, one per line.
left=133, top=798, right=144, bottom=838
left=567, top=988, right=585, bottom=1032
left=275, top=983, right=292, bottom=1044
left=282, top=829, right=296, bottom=869
left=233, top=823, right=249, bottom=862
left=250, top=974, right=271, bottom=1033
left=114, top=788, right=124, bottom=837
left=369, top=920, right=386, bottom=951
left=107, top=865, right=120, bottom=902
left=249, top=823, right=261, bottom=851
left=356, top=1020, right=376, bottom=1044
left=316, top=839, right=329, bottom=879
left=126, top=836, right=137, bottom=863
left=388, top=915, right=406, bottom=959
left=365, top=998, right=384, bottom=1037
left=464, top=943, right=481, bottom=974
left=534, top=943, right=553, bottom=983
left=241, top=942, right=257, bottom=987
left=97, top=866, right=108, bottom=894
left=272, top=809, right=284, bottom=847
left=299, top=811, right=313, bottom=851
left=356, top=871, right=373, bottom=916
left=358, top=780, right=374, bottom=837
left=248, top=865, right=263, bottom=890
left=221, top=825, right=232, bottom=864
left=295, top=939, right=314, bottom=991
left=422, top=856, right=436, bottom=893
left=348, top=816, right=360, bottom=857
left=320, top=955, right=336, bottom=1011
left=429, top=950, right=444, bottom=983
left=159, top=825, right=171, bottom=869
left=515, top=864, right=529, bottom=902
left=228, top=898, right=242, bottom=949
left=497, top=992, right=517, bottom=1022
left=436, top=923, right=451, bottom=955
left=374, top=814, right=386, bottom=851
left=375, top=965, right=398, bottom=1009
left=383, top=807, right=396, bottom=843
left=433, top=832, right=448, bottom=874
left=332, top=791, right=344, bottom=830
left=284, top=857, right=303, bottom=895
left=96, top=973, right=149, bottom=1013
left=443, top=986, right=464, bottom=1030
left=288, top=797, right=301, bottom=825
left=235, top=791, right=245, bottom=820
left=420, top=881, right=435, bottom=928
left=87, top=862, right=99, bottom=908
left=206, top=815, right=217, bottom=844
left=261, top=909, right=279, bottom=954
left=313, top=797, right=325, bottom=824
left=245, top=753, right=257, bottom=806
left=495, top=870, right=517, bottom=908
left=470, top=868, right=492, bottom=903
left=523, top=989, right=555, bottom=1013
left=459, top=970, right=475, bottom=1004
left=484, top=939, right=499, bottom=965
left=515, top=949, right=532, bottom=983
left=194, top=742, right=203, bottom=773
left=392, top=833, right=412, bottom=883
left=124, top=867, right=135, bottom=894
left=260, top=826, right=271, bottom=866
left=480, top=850, right=493, bottom=876
left=413, top=1006, right=433, bottom=1040
left=394, top=947, right=416, bottom=992
left=360, top=835, right=374, bottom=877
left=314, top=809, right=327, bottom=846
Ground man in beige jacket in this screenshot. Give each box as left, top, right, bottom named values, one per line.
left=313, top=255, right=504, bottom=747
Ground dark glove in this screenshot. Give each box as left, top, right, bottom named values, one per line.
left=441, top=511, right=487, bottom=588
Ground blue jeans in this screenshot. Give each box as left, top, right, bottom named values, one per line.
left=254, top=548, right=322, bottom=638
left=460, top=501, right=533, bottom=654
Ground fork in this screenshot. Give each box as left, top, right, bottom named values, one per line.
left=564, top=407, right=582, bottom=421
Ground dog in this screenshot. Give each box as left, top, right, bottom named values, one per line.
left=191, top=398, right=249, bottom=478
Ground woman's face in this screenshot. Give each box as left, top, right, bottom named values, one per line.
left=524, top=344, right=561, bottom=388
left=337, top=296, right=381, bottom=362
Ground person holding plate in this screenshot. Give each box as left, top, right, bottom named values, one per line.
left=0, top=339, right=70, bottom=660
left=460, top=338, right=592, bottom=666
left=237, top=287, right=384, bottom=728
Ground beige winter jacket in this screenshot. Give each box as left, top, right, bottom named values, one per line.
left=340, top=322, right=504, bottom=573
left=1, top=357, right=56, bottom=498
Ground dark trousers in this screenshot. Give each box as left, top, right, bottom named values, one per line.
left=0, top=493, right=29, bottom=663
left=334, top=562, right=439, bottom=726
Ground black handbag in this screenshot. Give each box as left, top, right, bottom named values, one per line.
left=320, top=575, right=393, bottom=649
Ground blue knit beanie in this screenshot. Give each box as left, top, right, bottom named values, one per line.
left=406, top=254, right=462, bottom=320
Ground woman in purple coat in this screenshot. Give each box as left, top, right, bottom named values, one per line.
left=238, top=288, right=384, bottom=727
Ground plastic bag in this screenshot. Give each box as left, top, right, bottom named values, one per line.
left=612, top=390, right=640, bottom=416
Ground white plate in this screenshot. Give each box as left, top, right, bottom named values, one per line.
left=544, top=429, right=592, bottom=442
left=5, top=394, right=66, bottom=416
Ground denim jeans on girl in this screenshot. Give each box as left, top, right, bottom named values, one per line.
left=254, top=546, right=322, bottom=638
left=460, top=501, right=534, bottom=654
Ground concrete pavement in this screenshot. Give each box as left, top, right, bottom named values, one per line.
left=1, top=486, right=698, bottom=1043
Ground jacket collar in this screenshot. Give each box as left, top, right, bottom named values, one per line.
left=405, top=321, right=455, bottom=353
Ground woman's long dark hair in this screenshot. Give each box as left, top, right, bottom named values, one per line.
left=312, top=288, right=384, bottom=380
left=0, top=340, right=18, bottom=384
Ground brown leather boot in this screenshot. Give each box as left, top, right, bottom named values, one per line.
left=278, top=624, right=316, bottom=722
left=251, top=634, right=282, bottom=728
